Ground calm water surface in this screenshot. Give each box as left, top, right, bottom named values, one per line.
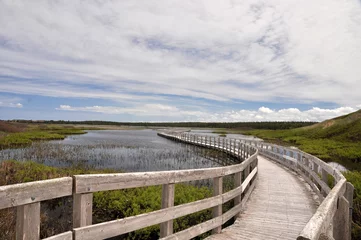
left=0, top=129, right=238, bottom=172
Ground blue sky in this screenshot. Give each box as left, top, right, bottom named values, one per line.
left=0, top=0, right=360, bottom=122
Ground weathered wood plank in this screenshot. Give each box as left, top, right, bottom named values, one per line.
left=160, top=183, right=175, bottom=237
left=234, top=171, right=242, bottom=218
left=160, top=216, right=223, bottom=240
left=212, top=177, right=223, bottom=234
left=0, top=177, right=72, bottom=209
left=297, top=179, right=346, bottom=240
left=222, top=202, right=242, bottom=224
left=73, top=193, right=93, bottom=228
left=297, top=161, right=331, bottom=195
left=74, top=195, right=223, bottom=240
left=241, top=167, right=257, bottom=193
left=16, top=202, right=40, bottom=240
left=74, top=167, right=228, bottom=194
left=222, top=186, right=242, bottom=203
left=42, top=231, right=73, bottom=240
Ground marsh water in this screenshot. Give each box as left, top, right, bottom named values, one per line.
left=0, top=129, right=243, bottom=172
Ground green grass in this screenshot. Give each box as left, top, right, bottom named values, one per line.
left=0, top=129, right=86, bottom=148
left=242, top=116, right=361, bottom=170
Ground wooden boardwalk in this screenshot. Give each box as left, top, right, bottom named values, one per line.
left=206, top=155, right=319, bottom=240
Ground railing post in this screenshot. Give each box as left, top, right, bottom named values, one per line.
left=73, top=193, right=93, bottom=228
left=321, top=168, right=329, bottom=196
left=333, top=182, right=354, bottom=240
left=212, top=176, right=223, bottom=234
left=238, top=143, right=241, bottom=158
left=160, top=183, right=175, bottom=237
left=234, top=171, right=242, bottom=217
left=242, top=144, right=245, bottom=159
left=16, top=202, right=40, bottom=240
left=245, top=162, right=250, bottom=178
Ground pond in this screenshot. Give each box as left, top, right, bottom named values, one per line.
left=0, top=129, right=238, bottom=172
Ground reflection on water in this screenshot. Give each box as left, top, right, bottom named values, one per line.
left=0, top=129, right=238, bottom=172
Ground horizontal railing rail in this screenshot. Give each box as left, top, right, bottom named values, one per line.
left=0, top=131, right=258, bottom=240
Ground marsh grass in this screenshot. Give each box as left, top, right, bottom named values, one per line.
left=0, top=123, right=87, bottom=149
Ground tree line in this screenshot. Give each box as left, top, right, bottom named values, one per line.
left=8, top=120, right=317, bottom=130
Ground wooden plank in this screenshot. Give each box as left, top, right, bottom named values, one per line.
left=212, top=177, right=223, bottom=234
left=73, top=193, right=93, bottom=228
left=233, top=171, right=242, bottom=217
left=160, top=216, right=223, bottom=240
left=74, top=167, right=226, bottom=193
left=240, top=174, right=257, bottom=208
left=16, top=202, right=40, bottom=240
left=241, top=167, right=257, bottom=193
left=42, top=231, right=73, bottom=240
left=73, top=195, right=223, bottom=240
left=75, top=153, right=258, bottom=195
left=298, top=162, right=331, bottom=195
left=222, top=202, right=242, bottom=224
left=160, top=183, right=175, bottom=237
left=0, top=177, right=72, bottom=209
left=297, top=179, right=346, bottom=240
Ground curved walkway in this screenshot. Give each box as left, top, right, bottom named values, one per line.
left=207, top=155, right=319, bottom=240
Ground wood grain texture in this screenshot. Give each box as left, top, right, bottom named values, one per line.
left=0, top=177, right=72, bottom=209
left=73, top=193, right=93, bottom=228
left=16, top=202, right=40, bottom=240
left=160, top=183, right=175, bottom=237
left=212, top=177, right=223, bottom=234
left=206, top=156, right=318, bottom=240
left=42, top=231, right=73, bottom=240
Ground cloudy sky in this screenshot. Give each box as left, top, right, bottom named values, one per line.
left=0, top=0, right=360, bottom=122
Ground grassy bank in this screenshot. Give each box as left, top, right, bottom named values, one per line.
left=0, top=121, right=88, bottom=148
left=0, top=160, right=214, bottom=239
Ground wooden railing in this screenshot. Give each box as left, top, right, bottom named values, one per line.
left=0, top=132, right=258, bottom=240
left=249, top=140, right=354, bottom=240
left=165, top=132, right=354, bottom=240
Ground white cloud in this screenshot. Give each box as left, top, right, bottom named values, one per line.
left=57, top=104, right=356, bottom=122
left=56, top=104, right=203, bottom=118
left=0, top=0, right=360, bottom=107
left=259, top=107, right=273, bottom=113
left=0, top=96, right=23, bottom=108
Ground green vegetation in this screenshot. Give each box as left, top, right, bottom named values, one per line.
left=0, top=121, right=86, bottom=148
left=244, top=110, right=361, bottom=170
left=11, top=119, right=316, bottom=130
left=0, top=160, right=214, bottom=239
left=241, top=110, right=361, bottom=239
